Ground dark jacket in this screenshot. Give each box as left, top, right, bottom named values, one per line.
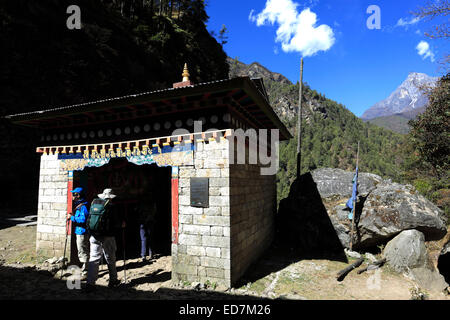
left=136, top=201, right=157, bottom=226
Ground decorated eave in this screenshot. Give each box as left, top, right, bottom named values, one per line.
left=37, top=129, right=232, bottom=157
left=4, top=77, right=292, bottom=142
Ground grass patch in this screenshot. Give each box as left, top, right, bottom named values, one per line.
left=274, top=271, right=313, bottom=296
left=244, top=277, right=272, bottom=295
left=5, top=248, right=49, bottom=265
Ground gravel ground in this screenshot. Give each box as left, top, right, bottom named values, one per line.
left=1, top=225, right=449, bottom=301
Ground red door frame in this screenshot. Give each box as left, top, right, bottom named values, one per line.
left=67, top=171, right=73, bottom=235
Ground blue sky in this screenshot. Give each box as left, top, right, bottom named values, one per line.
left=205, top=0, right=449, bottom=117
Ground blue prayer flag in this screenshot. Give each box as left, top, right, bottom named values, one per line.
left=346, top=167, right=358, bottom=219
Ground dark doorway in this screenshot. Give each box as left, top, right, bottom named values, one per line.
left=73, top=158, right=172, bottom=260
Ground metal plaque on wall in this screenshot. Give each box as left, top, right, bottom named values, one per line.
left=190, top=177, right=209, bottom=208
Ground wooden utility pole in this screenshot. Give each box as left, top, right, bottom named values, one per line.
left=296, top=58, right=304, bottom=179
left=349, top=141, right=360, bottom=251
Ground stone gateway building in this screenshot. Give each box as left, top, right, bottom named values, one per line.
left=6, top=69, right=292, bottom=287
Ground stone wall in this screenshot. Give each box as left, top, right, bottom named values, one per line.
left=172, top=138, right=232, bottom=287
left=172, top=137, right=277, bottom=288
left=36, top=154, right=70, bottom=258
left=35, top=135, right=278, bottom=288
left=229, top=162, right=276, bottom=284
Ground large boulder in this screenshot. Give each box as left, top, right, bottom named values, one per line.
left=409, top=267, right=449, bottom=293
left=383, top=230, right=449, bottom=292
left=357, top=180, right=447, bottom=247
left=309, top=168, right=447, bottom=249
left=310, top=168, right=382, bottom=200
left=383, top=230, right=428, bottom=272
left=277, top=168, right=447, bottom=252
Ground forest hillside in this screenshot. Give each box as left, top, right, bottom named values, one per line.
left=1, top=0, right=228, bottom=209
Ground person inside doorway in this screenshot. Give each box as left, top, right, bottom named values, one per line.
left=68, top=187, right=90, bottom=278
left=136, top=192, right=157, bottom=263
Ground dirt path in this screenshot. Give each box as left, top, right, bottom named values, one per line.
left=0, top=225, right=448, bottom=300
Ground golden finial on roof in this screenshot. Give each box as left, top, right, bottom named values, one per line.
left=182, top=63, right=190, bottom=82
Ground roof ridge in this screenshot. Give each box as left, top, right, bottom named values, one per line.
left=4, top=78, right=236, bottom=119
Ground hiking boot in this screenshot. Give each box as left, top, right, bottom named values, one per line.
left=108, top=279, right=121, bottom=288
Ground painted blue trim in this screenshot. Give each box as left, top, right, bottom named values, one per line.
left=58, top=152, right=83, bottom=160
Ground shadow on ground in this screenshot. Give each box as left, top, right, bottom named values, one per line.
left=0, top=264, right=266, bottom=300
left=234, top=172, right=349, bottom=288
left=276, top=172, right=348, bottom=261
left=0, top=209, right=37, bottom=230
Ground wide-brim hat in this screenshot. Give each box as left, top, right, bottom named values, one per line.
left=98, top=188, right=117, bottom=199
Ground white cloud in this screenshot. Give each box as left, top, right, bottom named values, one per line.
left=249, top=0, right=335, bottom=57
left=249, top=9, right=255, bottom=21
left=396, top=17, right=421, bottom=28
left=416, top=41, right=435, bottom=62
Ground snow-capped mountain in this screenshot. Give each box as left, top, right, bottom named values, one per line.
left=361, top=72, right=438, bottom=120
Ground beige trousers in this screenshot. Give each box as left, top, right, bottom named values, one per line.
left=76, top=234, right=90, bottom=264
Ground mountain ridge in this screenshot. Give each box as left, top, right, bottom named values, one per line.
left=227, top=57, right=292, bottom=85
left=361, top=72, right=437, bottom=120
left=364, top=105, right=428, bottom=134
left=226, top=57, right=405, bottom=202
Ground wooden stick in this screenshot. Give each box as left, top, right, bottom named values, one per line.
left=336, top=258, right=364, bottom=281
left=357, top=258, right=386, bottom=274
left=296, top=57, right=304, bottom=179
left=349, top=141, right=360, bottom=251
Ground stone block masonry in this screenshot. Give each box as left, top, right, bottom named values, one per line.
left=174, top=138, right=232, bottom=287
left=229, top=161, right=276, bottom=284
left=36, top=154, right=71, bottom=259
left=35, top=136, right=278, bottom=289
left=173, top=138, right=277, bottom=288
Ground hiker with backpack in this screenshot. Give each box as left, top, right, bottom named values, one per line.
left=85, top=188, right=126, bottom=292
left=68, top=187, right=90, bottom=278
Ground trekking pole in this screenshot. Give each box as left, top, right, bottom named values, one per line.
left=60, top=218, right=70, bottom=279
left=122, top=227, right=127, bottom=284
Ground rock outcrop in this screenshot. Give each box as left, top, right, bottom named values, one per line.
left=382, top=230, right=449, bottom=292
left=311, top=168, right=381, bottom=199
left=357, top=180, right=447, bottom=247
left=383, top=230, right=428, bottom=272
left=277, top=168, right=448, bottom=251
left=409, top=267, right=449, bottom=293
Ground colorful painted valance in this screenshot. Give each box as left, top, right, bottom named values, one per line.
left=58, top=143, right=195, bottom=171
